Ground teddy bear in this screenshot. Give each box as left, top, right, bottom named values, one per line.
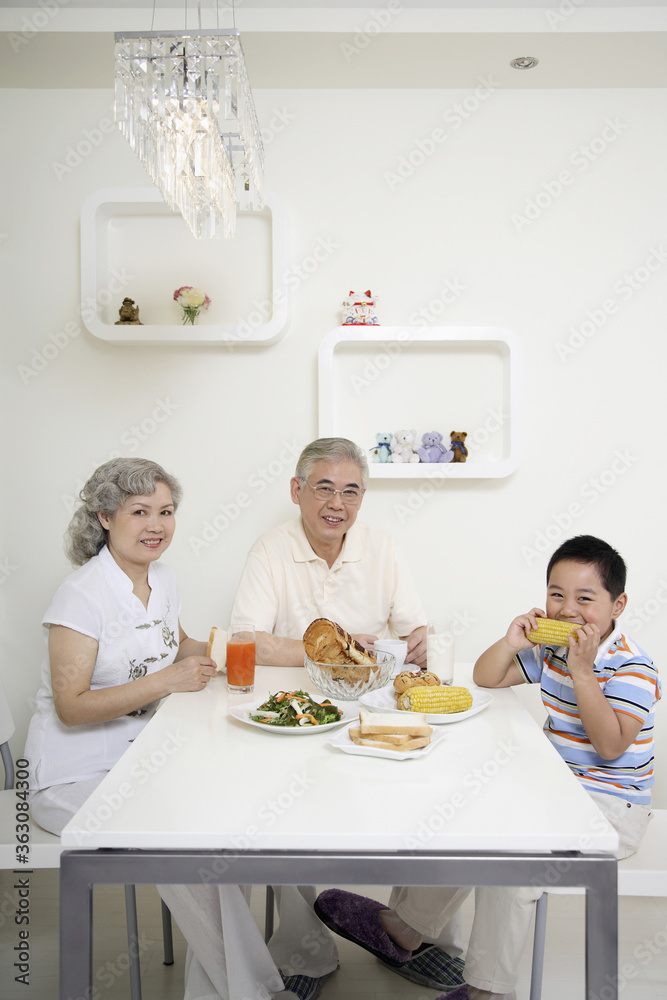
left=391, top=429, right=420, bottom=463
left=369, top=432, right=392, bottom=463
left=418, top=431, right=454, bottom=464
left=450, top=431, right=469, bottom=463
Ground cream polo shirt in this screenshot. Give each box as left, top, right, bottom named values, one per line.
left=230, top=518, right=426, bottom=640
left=25, top=545, right=181, bottom=791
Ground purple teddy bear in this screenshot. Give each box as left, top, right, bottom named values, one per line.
left=418, top=431, right=454, bottom=463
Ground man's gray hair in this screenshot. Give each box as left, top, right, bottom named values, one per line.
left=65, top=457, right=182, bottom=567
left=295, top=438, right=368, bottom=489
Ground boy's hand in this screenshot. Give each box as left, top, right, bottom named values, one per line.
left=505, top=608, right=547, bottom=652
left=566, top=623, right=600, bottom=680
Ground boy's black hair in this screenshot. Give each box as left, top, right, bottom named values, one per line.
left=546, top=535, right=627, bottom=600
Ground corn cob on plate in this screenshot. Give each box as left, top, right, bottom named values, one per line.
left=526, top=617, right=581, bottom=646
left=358, top=685, right=492, bottom=724
left=397, top=685, right=473, bottom=714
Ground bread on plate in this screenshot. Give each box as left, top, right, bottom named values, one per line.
left=348, top=728, right=431, bottom=752
left=358, top=710, right=432, bottom=737
left=393, top=670, right=440, bottom=695
left=347, top=710, right=434, bottom=752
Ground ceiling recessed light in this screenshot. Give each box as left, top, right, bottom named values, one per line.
left=510, top=57, right=539, bottom=70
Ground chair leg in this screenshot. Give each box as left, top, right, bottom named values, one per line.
left=125, top=885, right=143, bottom=1000
left=265, top=885, right=275, bottom=942
left=529, top=892, right=548, bottom=1000
left=1, top=742, right=14, bottom=790
left=161, top=899, right=174, bottom=965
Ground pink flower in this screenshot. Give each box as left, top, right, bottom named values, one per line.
left=173, top=286, right=211, bottom=325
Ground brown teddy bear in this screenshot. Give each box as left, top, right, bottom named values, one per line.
left=450, top=431, right=468, bottom=463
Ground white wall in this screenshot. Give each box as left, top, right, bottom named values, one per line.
left=2, top=84, right=667, bottom=801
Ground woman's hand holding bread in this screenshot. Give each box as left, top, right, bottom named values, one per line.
left=160, top=656, right=218, bottom=693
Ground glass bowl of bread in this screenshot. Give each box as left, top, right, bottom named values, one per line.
left=303, top=618, right=395, bottom=701
left=305, top=649, right=395, bottom=700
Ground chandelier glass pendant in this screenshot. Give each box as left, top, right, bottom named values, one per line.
left=114, top=29, right=264, bottom=238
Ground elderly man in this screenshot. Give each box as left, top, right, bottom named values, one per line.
left=231, top=436, right=427, bottom=666
left=229, top=438, right=464, bottom=998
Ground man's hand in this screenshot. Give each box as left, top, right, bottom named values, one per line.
left=351, top=634, right=379, bottom=651
left=404, top=625, right=427, bottom=667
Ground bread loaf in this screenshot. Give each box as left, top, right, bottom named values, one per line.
left=303, top=618, right=377, bottom=666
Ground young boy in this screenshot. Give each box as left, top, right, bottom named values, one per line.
left=436, top=534, right=662, bottom=1000
left=476, top=533, right=660, bottom=847
left=315, top=535, right=661, bottom=1000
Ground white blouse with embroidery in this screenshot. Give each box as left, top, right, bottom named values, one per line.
left=24, top=545, right=181, bottom=791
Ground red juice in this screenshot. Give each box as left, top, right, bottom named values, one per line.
left=227, top=640, right=256, bottom=691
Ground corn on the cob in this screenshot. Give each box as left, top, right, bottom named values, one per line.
left=526, top=617, right=581, bottom=646
left=397, top=685, right=473, bottom=714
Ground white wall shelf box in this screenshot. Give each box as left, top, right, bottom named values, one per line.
left=319, top=326, right=523, bottom=479
left=80, top=188, right=288, bottom=345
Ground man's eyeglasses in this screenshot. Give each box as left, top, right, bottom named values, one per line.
left=300, top=479, right=365, bottom=506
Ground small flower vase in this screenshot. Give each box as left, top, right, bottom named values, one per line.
left=181, top=306, right=202, bottom=325
left=173, top=286, right=211, bottom=326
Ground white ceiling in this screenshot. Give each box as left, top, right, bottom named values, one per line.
left=2, top=2, right=667, bottom=88
left=1, top=0, right=667, bottom=6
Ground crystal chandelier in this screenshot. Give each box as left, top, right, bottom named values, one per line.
left=114, top=29, right=264, bottom=239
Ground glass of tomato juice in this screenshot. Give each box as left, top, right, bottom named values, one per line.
left=226, top=625, right=256, bottom=693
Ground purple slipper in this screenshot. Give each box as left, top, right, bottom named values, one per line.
left=434, top=989, right=470, bottom=1000
left=314, top=889, right=412, bottom=966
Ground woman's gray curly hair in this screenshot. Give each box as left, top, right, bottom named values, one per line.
left=65, top=458, right=182, bottom=567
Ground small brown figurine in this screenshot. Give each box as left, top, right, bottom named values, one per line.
left=450, top=431, right=468, bottom=463
left=115, top=297, right=143, bottom=325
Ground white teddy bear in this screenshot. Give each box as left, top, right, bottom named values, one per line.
left=391, top=429, right=420, bottom=463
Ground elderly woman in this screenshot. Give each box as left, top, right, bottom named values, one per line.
left=25, top=457, right=283, bottom=1000
left=25, top=457, right=218, bottom=831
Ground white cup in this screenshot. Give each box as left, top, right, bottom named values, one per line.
left=373, top=639, right=408, bottom=673
left=426, top=623, right=454, bottom=685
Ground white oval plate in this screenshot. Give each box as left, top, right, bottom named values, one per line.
left=228, top=700, right=357, bottom=734
left=357, top=686, right=493, bottom=724
left=329, top=722, right=447, bottom=760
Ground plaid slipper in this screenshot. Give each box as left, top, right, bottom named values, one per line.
left=277, top=971, right=335, bottom=1000
left=433, top=989, right=470, bottom=1000
left=314, top=889, right=412, bottom=966
left=379, top=944, right=465, bottom=990
left=433, top=988, right=516, bottom=1000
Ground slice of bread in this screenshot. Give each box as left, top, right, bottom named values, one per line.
left=349, top=730, right=431, bottom=752
left=206, top=627, right=227, bottom=672
left=359, top=710, right=432, bottom=738
left=348, top=728, right=413, bottom=745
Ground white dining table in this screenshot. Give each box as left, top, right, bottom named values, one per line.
left=59, top=664, right=620, bottom=999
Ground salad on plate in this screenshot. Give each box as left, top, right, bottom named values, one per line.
left=249, top=690, right=343, bottom=728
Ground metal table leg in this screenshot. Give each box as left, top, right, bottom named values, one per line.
left=585, top=857, right=618, bottom=1000
left=59, top=852, right=94, bottom=1000
left=59, top=849, right=618, bottom=1000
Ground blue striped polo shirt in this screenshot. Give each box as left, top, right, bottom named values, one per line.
left=515, top=626, right=661, bottom=803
